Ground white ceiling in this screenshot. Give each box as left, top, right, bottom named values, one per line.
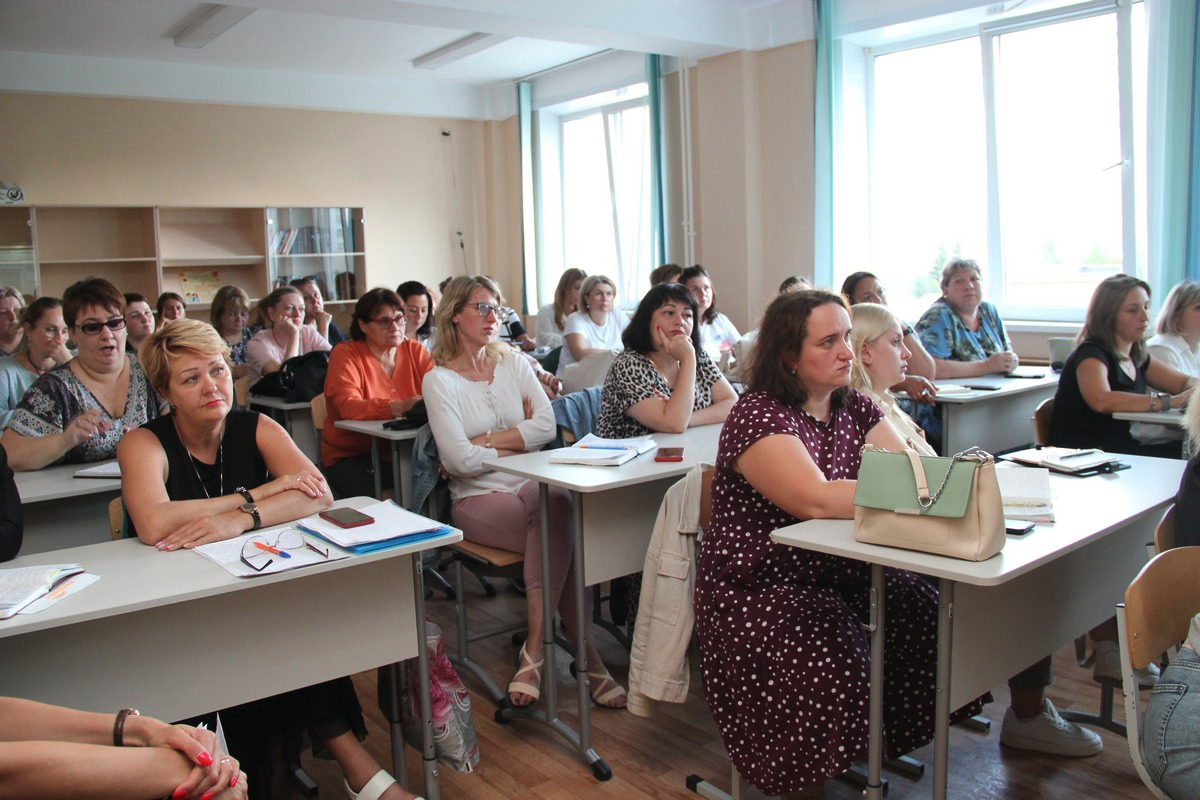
left=0, top=0, right=816, bottom=119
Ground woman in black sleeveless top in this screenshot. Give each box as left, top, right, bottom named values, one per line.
left=118, top=320, right=421, bottom=800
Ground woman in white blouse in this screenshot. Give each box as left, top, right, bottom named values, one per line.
left=849, top=303, right=936, bottom=456
left=680, top=265, right=740, bottom=364
left=423, top=276, right=626, bottom=710
left=556, top=274, right=627, bottom=376
left=534, top=268, right=585, bottom=350
left=1134, top=280, right=1200, bottom=446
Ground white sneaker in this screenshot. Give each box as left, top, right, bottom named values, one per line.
left=1000, top=699, right=1103, bottom=757
left=1092, top=639, right=1160, bottom=688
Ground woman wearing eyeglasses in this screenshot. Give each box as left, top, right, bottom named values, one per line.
left=424, top=276, right=627, bottom=710
left=118, top=320, right=422, bottom=800
left=1, top=278, right=165, bottom=471
left=0, top=286, right=25, bottom=357
left=245, top=287, right=332, bottom=387
left=0, top=297, right=72, bottom=429
left=210, top=285, right=259, bottom=380
left=322, top=288, right=434, bottom=499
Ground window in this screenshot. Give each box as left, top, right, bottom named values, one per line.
left=839, top=2, right=1145, bottom=323
left=537, top=83, right=654, bottom=309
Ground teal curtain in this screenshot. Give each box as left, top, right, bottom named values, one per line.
left=517, top=81, right=538, bottom=314
left=647, top=54, right=667, bottom=267
left=1146, top=0, right=1199, bottom=287
left=813, top=0, right=836, bottom=286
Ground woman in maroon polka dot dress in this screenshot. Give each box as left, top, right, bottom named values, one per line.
left=694, top=291, right=984, bottom=798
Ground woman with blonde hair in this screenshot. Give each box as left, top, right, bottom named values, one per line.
left=119, top=319, right=420, bottom=800
left=556, top=274, right=627, bottom=376
left=535, top=268, right=586, bottom=349
left=424, top=275, right=626, bottom=709
left=849, top=303, right=935, bottom=456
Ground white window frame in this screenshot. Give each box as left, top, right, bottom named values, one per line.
left=842, top=0, right=1141, bottom=323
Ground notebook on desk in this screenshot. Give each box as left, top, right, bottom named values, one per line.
left=1003, top=447, right=1123, bottom=475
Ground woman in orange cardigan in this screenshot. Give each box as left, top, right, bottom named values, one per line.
left=321, top=288, right=433, bottom=499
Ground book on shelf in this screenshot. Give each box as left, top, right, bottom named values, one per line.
left=548, top=433, right=657, bottom=466
left=995, top=463, right=1055, bottom=521
left=0, top=564, right=88, bottom=620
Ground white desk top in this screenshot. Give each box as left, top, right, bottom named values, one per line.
left=334, top=419, right=423, bottom=442
left=925, top=370, right=1059, bottom=404
left=1114, top=409, right=1187, bottom=426
left=248, top=394, right=312, bottom=411
left=0, top=496, right=461, bottom=639
left=15, top=460, right=122, bottom=503
left=771, top=453, right=1182, bottom=586
left=489, top=424, right=720, bottom=493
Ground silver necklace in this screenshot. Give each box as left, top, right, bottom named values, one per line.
left=173, top=418, right=223, bottom=499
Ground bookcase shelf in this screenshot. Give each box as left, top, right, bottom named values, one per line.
left=0, top=206, right=365, bottom=313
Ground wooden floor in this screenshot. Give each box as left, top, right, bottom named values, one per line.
left=289, top=575, right=1159, bottom=800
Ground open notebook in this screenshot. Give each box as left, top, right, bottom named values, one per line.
left=548, top=433, right=657, bottom=466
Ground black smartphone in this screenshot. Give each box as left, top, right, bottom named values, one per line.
left=1004, top=519, right=1036, bottom=535
left=319, top=508, right=375, bottom=528
left=962, top=385, right=1002, bottom=391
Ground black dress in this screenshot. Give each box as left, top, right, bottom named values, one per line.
left=1050, top=339, right=1181, bottom=458
left=0, top=443, right=21, bottom=561
left=139, top=410, right=366, bottom=794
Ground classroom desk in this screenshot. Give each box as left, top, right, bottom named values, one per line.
left=487, top=424, right=721, bottom=779
left=15, top=461, right=122, bottom=553
left=249, top=395, right=319, bottom=463
left=926, top=371, right=1058, bottom=454
left=771, top=453, right=1183, bottom=799
left=0, top=496, right=462, bottom=800
left=1114, top=409, right=1187, bottom=427
left=332, top=419, right=421, bottom=508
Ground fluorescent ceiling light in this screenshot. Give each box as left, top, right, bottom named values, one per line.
left=174, top=4, right=256, bottom=49
left=412, top=33, right=512, bottom=70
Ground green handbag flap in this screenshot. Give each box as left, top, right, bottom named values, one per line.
left=853, top=449, right=977, bottom=518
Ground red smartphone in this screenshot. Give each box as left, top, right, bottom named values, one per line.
left=319, top=508, right=375, bottom=528
left=655, top=447, right=685, bottom=462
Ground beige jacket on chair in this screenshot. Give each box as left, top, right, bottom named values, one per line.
left=627, top=462, right=712, bottom=717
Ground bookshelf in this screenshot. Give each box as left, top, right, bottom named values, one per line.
left=4, top=207, right=365, bottom=315
left=267, top=207, right=365, bottom=304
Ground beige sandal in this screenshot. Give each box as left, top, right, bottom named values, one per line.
left=507, top=643, right=543, bottom=707
left=586, top=669, right=627, bottom=709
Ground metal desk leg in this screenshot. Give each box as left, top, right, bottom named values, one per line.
left=412, top=554, right=440, bottom=800
left=391, top=440, right=405, bottom=508
left=569, top=490, right=609, bottom=779
left=865, top=563, right=885, bottom=800
left=370, top=439, right=383, bottom=500
left=933, top=578, right=955, bottom=800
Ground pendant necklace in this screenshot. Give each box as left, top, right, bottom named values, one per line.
left=174, top=418, right=224, bottom=499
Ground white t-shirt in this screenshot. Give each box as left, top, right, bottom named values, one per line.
left=699, top=312, right=741, bottom=363
left=535, top=303, right=567, bottom=349
left=557, top=310, right=628, bottom=375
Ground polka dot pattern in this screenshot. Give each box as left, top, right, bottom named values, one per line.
left=693, top=391, right=980, bottom=795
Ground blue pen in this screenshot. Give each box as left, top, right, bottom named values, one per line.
left=577, top=445, right=628, bottom=451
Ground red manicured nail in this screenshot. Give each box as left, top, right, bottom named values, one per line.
left=230, top=774, right=239, bottom=787
left=196, top=751, right=213, bottom=767
left=202, top=793, right=215, bottom=800
left=173, top=791, right=186, bottom=800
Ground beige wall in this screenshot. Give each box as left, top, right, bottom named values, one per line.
left=690, top=41, right=816, bottom=333
left=0, top=91, right=511, bottom=300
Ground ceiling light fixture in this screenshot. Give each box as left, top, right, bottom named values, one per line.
left=174, top=4, right=256, bottom=49
left=412, top=33, right=512, bottom=70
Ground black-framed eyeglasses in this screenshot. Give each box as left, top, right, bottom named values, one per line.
left=371, top=314, right=406, bottom=329
left=239, top=529, right=329, bottom=572
left=75, top=318, right=127, bottom=336
left=472, top=303, right=501, bottom=319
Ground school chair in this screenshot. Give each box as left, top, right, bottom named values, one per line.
left=1117, top=546, right=1200, bottom=800
left=309, top=392, right=327, bottom=453
left=1033, top=397, right=1054, bottom=446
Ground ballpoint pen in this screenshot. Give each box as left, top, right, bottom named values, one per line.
left=578, top=445, right=629, bottom=450
left=254, top=541, right=291, bottom=558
